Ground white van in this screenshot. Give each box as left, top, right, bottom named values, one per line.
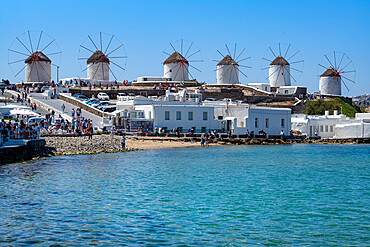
left=28, top=117, right=46, bottom=125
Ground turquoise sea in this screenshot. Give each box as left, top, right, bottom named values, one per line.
left=0, top=144, right=369, bottom=246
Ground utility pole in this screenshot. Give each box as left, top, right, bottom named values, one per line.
left=56, top=65, right=60, bottom=82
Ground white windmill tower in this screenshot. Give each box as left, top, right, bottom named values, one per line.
left=262, top=43, right=303, bottom=87
left=215, top=44, right=251, bottom=85
left=25, top=50, right=51, bottom=82
left=318, top=51, right=356, bottom=95
left=87, top=50, right=110, bottom=81
left=78, top=32, right=127, bottom=81
left=8, top=31, right=61, bottom=83
left=163, top=51, right=189, bottom=81
left=269, top=56, right=291, bottom=87
left=162, top=39, right=203, bottom=81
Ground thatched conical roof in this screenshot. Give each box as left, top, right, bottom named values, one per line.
left=25, top=51, right=51, bottom=64
left=320, top=67, right=339, bottom=77
left=217, top=55, right=238, bottom=66
left=163, top=51, right=188, bottom=65
left=270, top=56, right=289, bottom=66
left=87, top=50, right=110, bottom=64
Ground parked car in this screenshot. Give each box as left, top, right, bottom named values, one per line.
left=28, top=117, right=46, bottom=125
left=117, top=93, right=127, bottom=101
left=95, top=101, right=114, bottom=109
left=41, top=86, right=51, bottom=92
left=76, top=95, right=89, bottom=101
left=102, top=107, right=116, bottom=113
left=91, top=101, right=108, bottom=108
left=85, top=99, right=100, bottom=105
left=97, top=92, right=109, bottom=101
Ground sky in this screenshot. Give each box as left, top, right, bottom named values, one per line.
left=0, top=0, right=369, bottom=96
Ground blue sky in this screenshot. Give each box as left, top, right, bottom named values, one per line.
left=0, top=0, right=369, bottom=96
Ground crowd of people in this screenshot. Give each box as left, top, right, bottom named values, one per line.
left=0, top=119, right=39, bottom=142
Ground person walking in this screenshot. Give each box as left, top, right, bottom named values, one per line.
left=71, top=108, right=75, bottom=118
left=121, top=135, right=126, bottom=150
left=61, top=104, right=65, bottom=113
left=280, top=130, right=284, bottom=139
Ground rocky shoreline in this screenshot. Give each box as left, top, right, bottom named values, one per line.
left=44, top=135, right=136, bottom=155
left=43, top=134, right=370, bottom=157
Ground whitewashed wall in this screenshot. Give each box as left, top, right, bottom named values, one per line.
left=216, top=65, right=239, bottom=85
left=269, top=65, right=291, bottom=87
left=319, top=76, right=341, bottom=95
left=163, top=63, right=189, bottom=81
left=25, top=61, right=51, bottom=82
left=87, top=62, right=109, bottom=81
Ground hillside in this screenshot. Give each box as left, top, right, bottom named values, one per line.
left=305, top=98, right=365, bottom=118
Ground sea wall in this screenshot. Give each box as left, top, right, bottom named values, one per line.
left=0, top=139, right=47, bottom=164
left=58, top=93, right=104, bottom=117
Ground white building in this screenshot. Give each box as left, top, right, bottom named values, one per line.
left=208, top=102, right=291, bottom=135
left=163, top=51, right=189, bottom=81
left=115, top=93, right=218, bottom=132
left=25, top=51, right=51, bottom=82
left=334, top=113, right=370, bottom=138
left=247, top=83, right=271, bottom=92
left=291, top=111, right=370, bottom=138
left=319, top=67, right=341, bottom=95
left=113, top=90, right=291, bottom=135
left=269, top=56, right=291, bottom=87
left=216, top=55, right=239, bottom=85
left=87, top=50, right=110, bottom=81
left=291, top=111, right=346, bottom=138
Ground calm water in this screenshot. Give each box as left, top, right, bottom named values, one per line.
left=0, top=145, right=369, bottom=246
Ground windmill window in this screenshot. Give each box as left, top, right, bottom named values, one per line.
left=170, top=69, right=172, bottom=72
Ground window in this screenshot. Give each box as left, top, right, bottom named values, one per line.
left=285, top=90, right=289, bottom=94
left=203, top=112, right=208, bottom=121
left=165, top=111, right=170, bottom=120
left=330, top=125, right=334, bottom=132
left=266, top=118, right=269, bottom=128
left=281, top=118, right=285, bottom=128
left=176, top=111, right=181, bottom=120
left=255, top=118, right=258, bottom=128
left=218, top=115, right=223, bottom=120
left=325, top=125, right=328, bottom=132
left=320, top=125, right=323, bottom=132
left=188, top=112, right=193, bottom=121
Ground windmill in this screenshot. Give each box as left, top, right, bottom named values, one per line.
left=318, top=51, right=356, bottom=95
left=262, top=43, right=304, bottom=87
left=214, top=43, right=251, bottom=85
left=8, top=31, right=61, bottom=82
left=78, top=32, right=127, bottom=81
left=162, top=39, right=203, bottom=81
